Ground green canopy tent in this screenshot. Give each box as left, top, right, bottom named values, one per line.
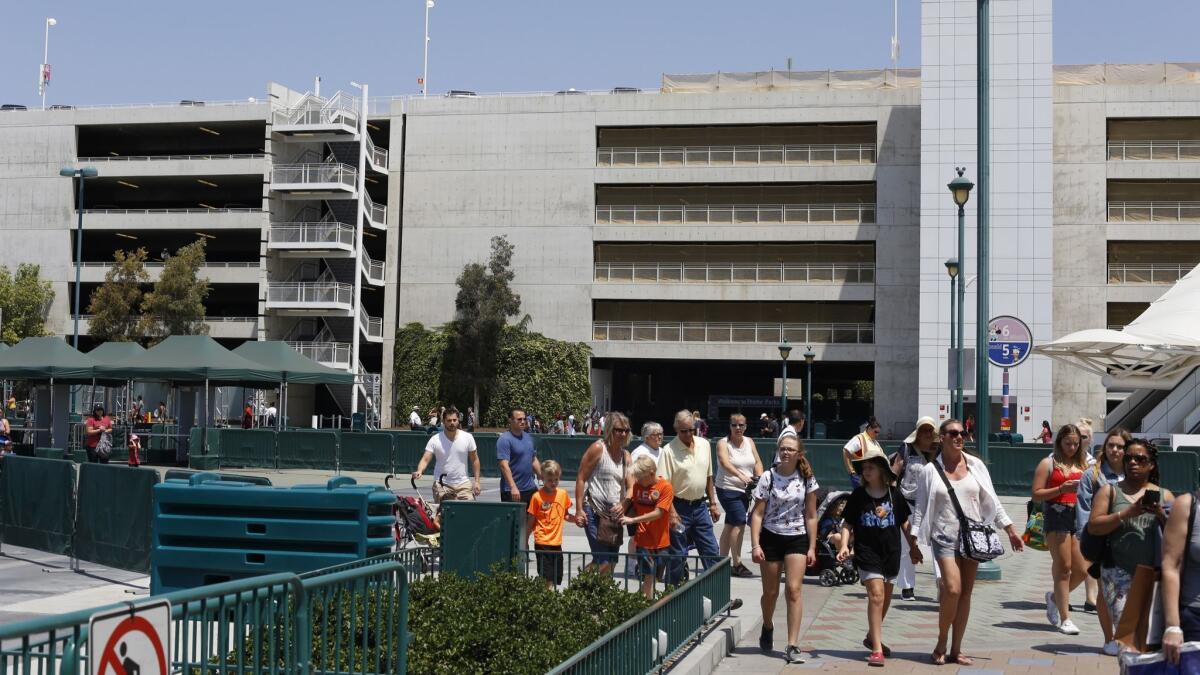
left=87, top=342, right=148, bottom=424
left=94, top=336, right=284, bottom=455
left=0, top=337, right=98, bottom=448
left=231, top=341, right=354, bottom=430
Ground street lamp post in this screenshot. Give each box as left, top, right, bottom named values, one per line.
left=975, top=0, right=991, bottom=464
left=60, top=166, right=98, bottom=349
left=422, top=0, right=434, bottom=97
left=948, top=168, right=974, bottom=421
left=944, top=258, right=960, bottom=417
left=778, top=340, right=792, bottom=419
left=803, top=348, right=815, bottom=439
left=40, top=18, right=56, bottom=110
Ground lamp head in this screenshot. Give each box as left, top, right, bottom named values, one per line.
left=59, top=167, right=76, bottom=177
left=80, top=167, right=98, bottom=178
left=803, top=348, right=815, bottom=365
left=47, top=18, right=57, bottom=26
left=778, top=340, right=792, bottom=361
left=945, top=257, right=960, bottom=279
left=426, top=0, right=435, bottom=7
left=948, top=167, right=974, bottom=207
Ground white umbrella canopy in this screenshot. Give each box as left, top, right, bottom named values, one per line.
left=1035, top=264, right=1200, bottom=389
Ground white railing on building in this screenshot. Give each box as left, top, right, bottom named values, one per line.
left=591, top=321, right=874, bottom=344
left=596, top=143, right=877, bottom=167
left=268, top=222, right=356, bottom=248
left=593, top=261, right=876, bottom=284
left=271, top=163, right=357, bottom=189
left=1107, top=140, right=1200, bottom=161
left=271, top=92, right=359, bottom=128
left=1107, top=263, right=1196, bottom=284
left=364, top=134, right=389, bottom=171
left=72, top=314, right=256, bottom=322
left=82, top=207, right=262, bottom=214
left=1108, top=201, right=1200, bottom=222
left=363, top=193, right=387, bottom=226
left=79, top=261, right=258, bottom=269
left=359, top=313, right=384, bottom=339
left=362, top=253, right=385, bottom=283
left=286, top=341, right=351, bottom=367
left=266, top=282, right=353, bottom=306
left=78, top=153, right=266, bottom=162
left=595, top=203, right=875, bottom=225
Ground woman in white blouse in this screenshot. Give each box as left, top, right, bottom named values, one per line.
left=911, top=418, right=1024, bottom=666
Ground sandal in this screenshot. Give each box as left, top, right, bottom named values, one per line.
left=863, top=638, right=892, bottom=657
left=931, top=650, right=946, bottom=666
left=949, top=653, right=975, bottom=666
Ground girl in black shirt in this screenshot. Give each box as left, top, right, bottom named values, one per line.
left=838, top=448, right=922, bottom=667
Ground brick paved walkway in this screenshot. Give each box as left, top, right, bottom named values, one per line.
left=714, top=496, right=1118, bottom=674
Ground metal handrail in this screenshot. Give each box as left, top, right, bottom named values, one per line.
left=266, top=281, right=353, bottom=305
left=82, top=207, right=262, bottom=214
left=364, top=133, right=389, bottom=170
left=271, top=163, right=357, bottom=188
left=79, top=261, right=258, bottom=268
left=597, top=143, right=877, bottom=167
left=1107, top=140, right=1200, bottom=161
left=591, top=321, right=874, bottom=344
left=594, top=261, right=876, bottom=284
left=364, top=192, right=387, bottom=225
left=1107, top=262, right=1196, bottom=284
left=359, top=312, right=384, bottom=338
left=595, top=203, right=875, bottom=225
left=73, top=314, right=255, bottom=322
left=271, top=92, right=360, bottom=127
left=286, top=340, right=351, bottom=366
left=362, top=253, right=385, bottom=283
left=78, top=153, right=266, bottom=162
left=269, top=222, right=356, bottom=247
left=1107, top=201, right=1200, bottom=222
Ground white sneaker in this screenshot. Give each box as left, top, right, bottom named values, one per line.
left=1102, top=640, right=1121, bottom=656
left=1058, top=619, right=1080, bottom=635
left=1045, top=591, right=1061, bottom=626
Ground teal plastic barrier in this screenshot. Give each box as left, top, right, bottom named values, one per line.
left=74, top=463, right=160, bottom=572
left=277, top=430, right=337, bottom=469
left=218, top=429, right=276, bottom=469
left=533, top=435, right=597, bottom=480
left=1159, top=451, right=1200, bottom=495
left=0, top=455, right=77, bottom=555
left=390, top=431, right=430, bottom=473
left=340, top=432, right=393, bottom=473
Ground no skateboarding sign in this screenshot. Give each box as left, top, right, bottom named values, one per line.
left=89, top=600, right=170, bottom=675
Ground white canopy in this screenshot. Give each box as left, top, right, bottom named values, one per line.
left=1035, top=265, right=1200, bottom=389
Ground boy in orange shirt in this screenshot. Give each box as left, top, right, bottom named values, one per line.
left=526, top=460, right=573, bottom=589
left=621, top=455, right=674, bottom=599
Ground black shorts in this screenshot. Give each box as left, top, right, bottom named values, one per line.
left=501, top=489, right=538, bottom=506
left=760, top=529, right=810, bottom=562
left=535, top=544, right=563, bottom=585
left=1044, top=502, right=1077, bottom=535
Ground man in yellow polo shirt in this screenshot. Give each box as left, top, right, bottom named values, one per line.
left=660, top=408, right=722, bottom=584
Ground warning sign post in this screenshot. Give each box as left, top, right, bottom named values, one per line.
left=88, top=600, right=170, bottom=675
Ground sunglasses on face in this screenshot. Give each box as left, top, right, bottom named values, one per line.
left=1125, top=454, right=1152, bottom=465
left=942, top=429, right=964, bottom=438
left=613, top=428, right=631, bottom=434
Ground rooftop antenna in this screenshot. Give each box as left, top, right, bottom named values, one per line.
left=314, top=76, right=321, bottom=97
left=787, top=57, right=793, bottom=72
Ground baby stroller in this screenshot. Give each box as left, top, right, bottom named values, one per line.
left=384, top=474, right=442, bottom=572
left=807, top=488, right=858, bottom=587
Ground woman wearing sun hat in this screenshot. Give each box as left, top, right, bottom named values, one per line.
left=893, top=416, right=940, bottom=600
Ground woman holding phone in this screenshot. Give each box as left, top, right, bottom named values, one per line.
left=1088, top=438, right=1172, bottom=638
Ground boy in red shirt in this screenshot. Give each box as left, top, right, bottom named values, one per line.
left=621, top=455, right=674, bottom=599
left=526, top=460, right=573, bottom=589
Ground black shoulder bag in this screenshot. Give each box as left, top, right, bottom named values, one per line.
left=933, top=460, right=1004, bottom=562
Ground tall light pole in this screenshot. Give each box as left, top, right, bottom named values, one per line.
left=778, top=340, right=791, bottom=419
left=975, top=0, right=991, bottom=464
left=422, top=0, right=434, bottom=98
left=803, top=348, right=815, bottom=439
left=945, top=258, right=959, bottom=416
left=40, top=18, right=57, bottom=110
left=60, top=166, right=99, bottom=349
left=948, top=168, right=974, bottom=420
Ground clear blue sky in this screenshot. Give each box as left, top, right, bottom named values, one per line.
left=1, top=1, right=1196, bottom=106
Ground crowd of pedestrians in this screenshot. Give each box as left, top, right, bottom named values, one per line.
left=405, top=402, right=1197, bottom=667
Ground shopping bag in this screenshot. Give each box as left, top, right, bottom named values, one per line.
left=1120, top=642, right=1200, bottom=674
left=1022, top=510, right=1047, bottom=551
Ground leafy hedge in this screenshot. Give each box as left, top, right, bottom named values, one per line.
left=393, top=322, right=591, bottom=428
left=408, top=569, right=649, bottom=674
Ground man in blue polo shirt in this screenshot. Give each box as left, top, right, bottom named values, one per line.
left=497, top=407, right=541, bottom=505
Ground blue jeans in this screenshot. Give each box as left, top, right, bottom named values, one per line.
left=665, top=498, right=720, bottom=584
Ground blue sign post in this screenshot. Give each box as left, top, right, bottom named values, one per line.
left=987, top=316, right=1032, bottom=433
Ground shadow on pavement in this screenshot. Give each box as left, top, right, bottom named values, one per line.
left=992, top=620, right=1062, bottom=632
left=1029, top=643, right=1104, bottom=656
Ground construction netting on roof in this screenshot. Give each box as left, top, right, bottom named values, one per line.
left=1054, top=63, right=1200, bottom=86
left=661, top=69, right=921, bottom=94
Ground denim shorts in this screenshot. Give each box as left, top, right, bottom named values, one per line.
left=636, top=547, right=669, bottom=578
left=583, top=505, right=620, bottom=565
left=1044, top=502, right=1077, bottom=535
left=716, top=488, right=750, bottom=526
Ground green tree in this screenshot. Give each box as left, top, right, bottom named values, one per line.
left=450, top=235, right=522, bottom=417
left=0, top=263, right=55, bottom=345
left=139, top=239, right=211, bottom=342
left=86, top=247, right=149, bottom=342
